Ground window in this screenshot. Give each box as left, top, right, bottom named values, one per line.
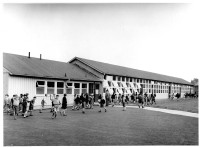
left=113, top=76, right=116, bottom=81
left=118, top=76, right=121, bottom=81
left=126, top=77, right=129, bottom=82
left=89, top=83, right=94, bottom=94
left=82, top=83, right=87, bottom=94
left=108, top=81, right=112, bottom=87
left=117, top=82, right=123, bottom=87
left=74, top=83, right=80, bottom=95
left=130, top=78, right=132, bottom=82
left=67, top=83, right=73, bottom=94
left=122, top=77, right=125, bottom=81
left=96, top=84, right=100, bottom=89
left=57, top=82, right=64, bottom=94
left=140, top=79, right=142, bottom=83
left=47, top=81, right=55, bottom=94
left=36, top=81, right=45, bottom=94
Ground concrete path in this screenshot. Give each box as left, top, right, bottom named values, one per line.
left=114, top=105, right=199, bottom=118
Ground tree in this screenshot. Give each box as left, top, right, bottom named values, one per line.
left=191, top=78, right=198, bottom=85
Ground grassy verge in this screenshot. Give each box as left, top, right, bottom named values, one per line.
left=151, top=97, right=198, bottom=113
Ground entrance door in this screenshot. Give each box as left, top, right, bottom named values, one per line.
left=89, top=83, right=94, bottom=94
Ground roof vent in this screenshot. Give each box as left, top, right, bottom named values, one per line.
left=28, top=52, right=30, bottom=58
left=40, top=54, right=42, bottom=60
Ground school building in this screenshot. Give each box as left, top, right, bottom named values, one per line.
left=3, top=52, right=194, bottom=107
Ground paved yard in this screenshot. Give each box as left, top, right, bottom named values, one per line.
left=4, top=106, right=198, bottom=146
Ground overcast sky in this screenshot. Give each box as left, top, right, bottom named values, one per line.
left=1, top=3, right=199, bottom=82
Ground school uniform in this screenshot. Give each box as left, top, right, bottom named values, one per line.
left=22, top=97, right=27, bottom=114
left=80, top=95, right=86, bottom=108
left=13, top=97, right=19, bottom=116
left=61, top=96, right=67, bottom=109
left=100, top=99, right=105, bottom=108
left=122, top=96, right=126, bottom=107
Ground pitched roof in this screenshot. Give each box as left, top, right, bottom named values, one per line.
left=70, top=57, right=192, bottom=85
left=3, top=53, right=101, bottom=82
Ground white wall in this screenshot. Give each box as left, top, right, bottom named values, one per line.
left=6, top=76, right=101, bottom=107
left=3, top=68, right=9, bottom=96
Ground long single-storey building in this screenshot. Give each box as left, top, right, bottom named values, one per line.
left=3, top=52, right=194, bottom=107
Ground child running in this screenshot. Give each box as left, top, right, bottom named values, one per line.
left=50, top=95, right=61, bottom=119
left=98, top=94, right=107, bottom=112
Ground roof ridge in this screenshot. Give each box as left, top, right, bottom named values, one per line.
left=76, top=56, right=190, bottom=83
left=3, top=52, right=69, bottom=64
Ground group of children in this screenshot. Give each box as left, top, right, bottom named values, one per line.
left=4, top=93, right=36, bottom=120
left=4, top=91, right=157, bottom=120
left=109, top=92, right=157, bottom=109
left=72, top=93, right=94, bottom=111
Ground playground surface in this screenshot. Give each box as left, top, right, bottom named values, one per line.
left=3, top=105, right=198, bottom=146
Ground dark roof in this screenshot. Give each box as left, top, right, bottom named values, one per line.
left=3, top=53, right=101, bottom=82
left=70, top=57, right=192, bottom=85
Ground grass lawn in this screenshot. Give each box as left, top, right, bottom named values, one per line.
left=4, top=106, right=198, bottom=146
left=150, top=97, right=198, bottom=113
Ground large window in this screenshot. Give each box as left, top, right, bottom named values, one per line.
left=108, top=81, right=112, bottom=87
left=47, top=81, right=55, bottom=94
left=82, top=83, right=87, bottom=94
left=66, top=83, right=73, bottom=94
left=57, top=82, right=64, bottom=94
left=118, top=76, right=121, bottom=81
left=36, top=81, right=45, bottom=94
left=74, top=83, right=80, bottom=95
left=113, top=76, right=116, bottom=81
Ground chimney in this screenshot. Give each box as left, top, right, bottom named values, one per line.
left=28, top=52, right=30, bottom=58
left=40, top=54, right=42, bottom=60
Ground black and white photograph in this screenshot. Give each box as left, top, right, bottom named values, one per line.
left=1, top=0, right=199, bottom=146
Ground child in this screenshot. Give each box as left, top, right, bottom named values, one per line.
left=50, top=94, right=55, bottom=112
left=122, top=94, right=126, bottom=111
left=50, top=94, right=61, bottom=119
left=29, top=96, right=36, bottom=116
left=39, top=96, right=46, bottom=113
left=4, top=94, right=11, bottom=114
left=98, top=94, right=107, bottom=112
left=61, top=94, right=67, bottom=116
left=118, top=94, right=122, bottom=105
left=9, top=95, right=14, bottom=116
left=111, top=93, right=115, bottom=107
left=22, top=94, right=27, bottom=116
left=144, top=92, right=148, bottom=106
left=12, top=94, right=19, bottom=120
left=72, top=94, right=77, bottom=110
left=89, top=94, right=94, bottom=109
left=24, top=93, right=31, bottom=118
left=152, top=93, right=156, bottom=105
left=80, top=93, right=86, bottom=114
left=138, top=93, right=144, bottom=108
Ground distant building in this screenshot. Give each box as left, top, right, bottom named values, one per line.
left=191, top=79, right=198, bottom=95
left=3, top=53, right=194, bottom=107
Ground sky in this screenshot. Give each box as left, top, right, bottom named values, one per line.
left=0, top=3, right=200, bottom=82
